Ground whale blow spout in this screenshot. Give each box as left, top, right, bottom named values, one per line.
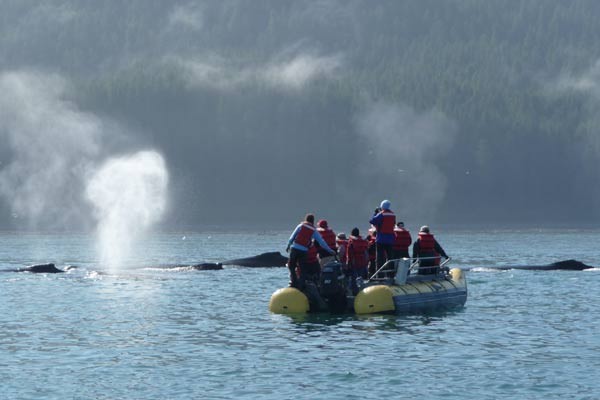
left=86, top=150, right=169, bottom=271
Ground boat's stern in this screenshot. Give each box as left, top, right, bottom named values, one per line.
left=354, top=266, right=468, bottom=315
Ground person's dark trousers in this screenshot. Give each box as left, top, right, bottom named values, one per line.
left=298, top=262, right=321, bottom=289
left=287, top=247, right=307, bottom=288
left=418, top=252, right=439, bottom=275
left=375, top=243, right=394, bottom=277
left=396, top=249, right=409, bottom=259
left=368, top=260, right=376, bottom=277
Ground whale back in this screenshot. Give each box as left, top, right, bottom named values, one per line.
left=222, top=252, right=287, bottom=267
left=20, top=263, right=64, bottom=273
left=547, top=259, right=592, bottom=270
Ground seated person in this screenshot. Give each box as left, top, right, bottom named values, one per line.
left=412, top=226, right=448, bottom=275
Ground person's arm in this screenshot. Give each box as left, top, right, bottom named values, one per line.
left=369, top=212, right=382, bottom=226
left=434, top=241, right=448, bottom=258
left=346, top=243, right=353, bottom=268
left=313, top=231, right=334, bottom=254
left=286, top=225, right=301, bottom=251
left=412, top=240, right=419, bottom=258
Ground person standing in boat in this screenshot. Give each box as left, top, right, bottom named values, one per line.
left=412, top=226, right=448, bottom=275
left=366, top=228, right=377, bottom=277
left=336, top=233, right=349, bottom=268
left=393, top=222, right=412, bottom=259
left=346, top=228, right=369, bottom=295
left=369, top=200, right=396, bottom=276
left=315, top=219, right=337, bottom=267
left=296, top=240, right=321, bottom=289
left=286, top=214, right=335, bottom=288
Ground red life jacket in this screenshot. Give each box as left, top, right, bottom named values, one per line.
left=317, top=227, right=337, bottom=251
left=293, top=222, right=315, bottom=248
left=305, top=244, right=318, bottom=264
left=378, top=210, right=396, bottom=235
left=418, top=232, right=440, bottom=265
left=336, top=239, right=348, bottom=264
left=393, top=228, right=412, bottom=251
left=347, top=236, right=369, bottom=270
left=367, top=234, right=376, bottom=261
left=418, top=232, right=435, bottom=252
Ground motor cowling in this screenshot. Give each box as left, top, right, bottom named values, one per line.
left=319, top=261, right=348, bottom=313
left=320, top=261, right=346, bottom=298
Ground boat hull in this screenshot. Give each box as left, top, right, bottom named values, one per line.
left=269, top=268, right=467, bottom=315
left=355, top=268, right=467, bottom=314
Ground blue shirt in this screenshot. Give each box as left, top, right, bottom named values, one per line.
left=369, top=211, right=396, bottom=245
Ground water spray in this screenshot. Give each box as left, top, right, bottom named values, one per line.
left=86, top=150, right=169, bottom=271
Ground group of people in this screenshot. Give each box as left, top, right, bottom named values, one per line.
left=286, top=199, right=449, bottom=293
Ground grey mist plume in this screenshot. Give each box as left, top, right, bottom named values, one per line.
left=356, top=103, right=457, bottom=221
left=167, top=3, right=205, bottom=32
left=553, top=60, right=600, bottom=157
left=0, top=71, right=103, bottom=230
left=555, top=60, right=600, bottom=98
left=0, top=70, right=170, bottom=269
left=86, top=150, right=169, bottom=270
left=170, top=50, right=343, bottom=92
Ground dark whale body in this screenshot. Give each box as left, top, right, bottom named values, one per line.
left=222, top=252, right=288, bottom=268
left=190, top=262, right=223, bottom=270
left=8, top=258, right=593, bottom=274
left=469, top=259, right=595, bottom=271
left=18, top=263, right=64, bottom=273
left=158, top=262, right=223, bottom=271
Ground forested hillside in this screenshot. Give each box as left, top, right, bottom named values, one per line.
left=1, top=0, right=600, bottom=228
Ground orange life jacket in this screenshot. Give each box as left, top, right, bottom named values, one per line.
left=393, top=228, right=412, bottom=251
left=336, top=239, right=348, bottom=264
left=347, top=235, right=369, bottom=270
left=417, top=232, right=440, bottom=265
left=418, top=232, right=435, bottom=252
left=294, top=222, right=315, bottom=248
left=305, top=244, right=318, bottom=264
left=316, top=227, right=337, bottom=251
left=378, top=210, right=396, bottom=235
left=367, top=234, right=377, bottom=261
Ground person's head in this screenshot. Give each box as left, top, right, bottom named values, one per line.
left=337, top=232, right=347, bottom=240
left=305, top=214, right=315, bottom=224
left=317, top=219, right=328, bottom=228
left=380, top=200, right=391, bottom=210
left=351, top=227, right=360, bottom=237
left=397, top=221, right=404, bottom=228
left=419, top=225, right=430, bottom=233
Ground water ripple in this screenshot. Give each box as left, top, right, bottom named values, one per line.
left=1, top=232, right=600, bottom=399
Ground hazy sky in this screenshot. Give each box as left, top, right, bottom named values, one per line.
left=0, top=1, right=599, bottom=231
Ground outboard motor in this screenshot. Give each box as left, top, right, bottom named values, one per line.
left=319, top=261, right=347, bottom=312
left=303, top=280, right=328, bottom=312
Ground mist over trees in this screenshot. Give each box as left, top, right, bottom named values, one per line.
left=1, top=0, right=600, bottom=229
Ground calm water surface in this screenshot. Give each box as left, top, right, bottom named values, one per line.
left=1, top=229, right=599, bottom=399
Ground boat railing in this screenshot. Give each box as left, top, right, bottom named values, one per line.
left=368, top=257, right=452, bottom=284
